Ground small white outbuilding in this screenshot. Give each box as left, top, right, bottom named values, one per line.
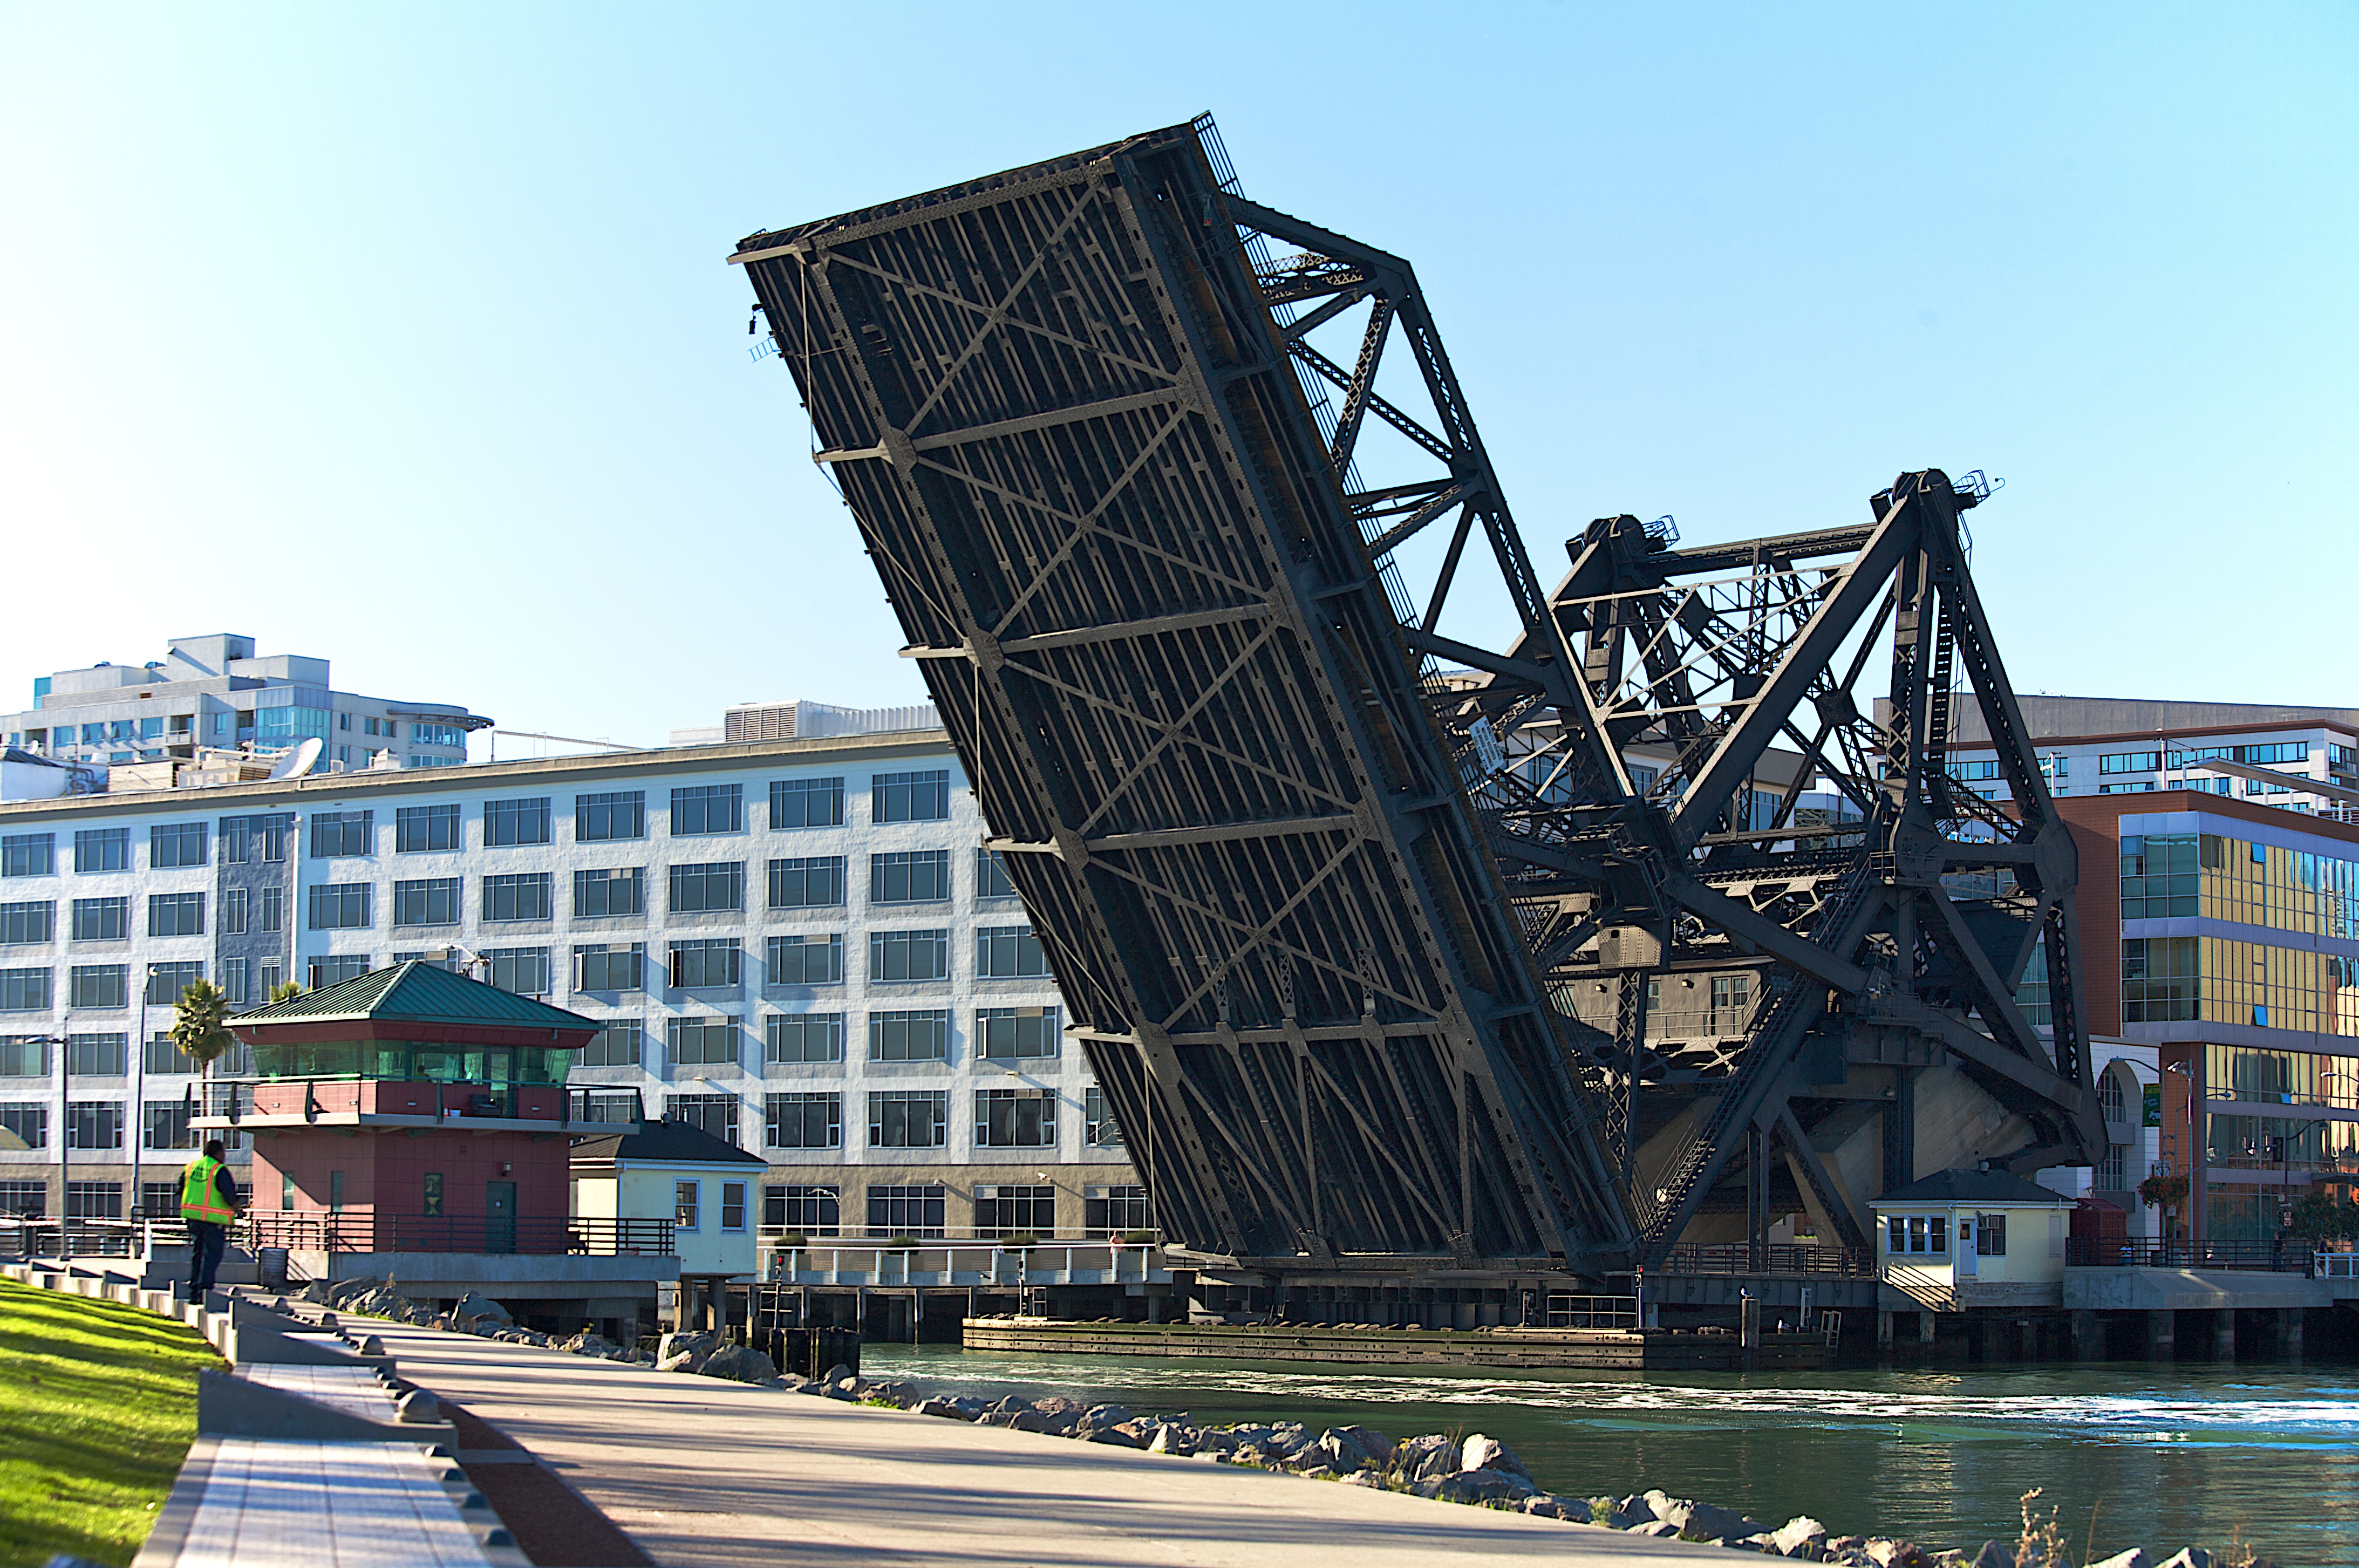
left=1872, top=1166, right=2074, bottom=1308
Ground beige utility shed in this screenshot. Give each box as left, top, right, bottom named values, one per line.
left=1872, top=1166, right=2074, bottom=1310
left=572, top=1119, right=765, bottom=1330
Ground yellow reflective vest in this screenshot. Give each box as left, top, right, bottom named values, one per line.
left=180, top=1156, right=235, bottom=1226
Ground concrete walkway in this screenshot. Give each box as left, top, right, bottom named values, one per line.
left=368, top=1318, right=1731, bottom=1568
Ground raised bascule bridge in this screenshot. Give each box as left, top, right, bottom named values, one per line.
left=729, top=117, right=2102, bottom=1327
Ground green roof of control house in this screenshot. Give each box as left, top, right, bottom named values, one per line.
left=231, top=960, right=599, bottom=1033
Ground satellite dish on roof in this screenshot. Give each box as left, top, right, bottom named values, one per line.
left=268, top=736, right=324, bottom=781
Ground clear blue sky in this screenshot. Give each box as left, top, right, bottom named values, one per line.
left=2, top=3, right=2351, bottom=753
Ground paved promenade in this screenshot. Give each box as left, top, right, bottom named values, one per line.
left=370, top=1317, right=1729, bottom=1568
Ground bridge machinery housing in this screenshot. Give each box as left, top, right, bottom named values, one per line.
left=729, top=117, right=2102, bottom=1302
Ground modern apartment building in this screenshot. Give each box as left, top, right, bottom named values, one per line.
left=1942, top=695, right=2359, bottom=812
left=0, top=725, right=1141, bottom=1241
left=2, top=633, right=486, bottom=777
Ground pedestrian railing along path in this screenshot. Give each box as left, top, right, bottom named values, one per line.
left=2065, top=1237, right=2341, bottom=1274
left=0, top=1257, right=528, bottom=1567
left=243, top=1211, right=673, bottom=1257
left=1657, top=1243, right=1876, bottom=1278
left=762, top=1238, right=1168, bottom=1287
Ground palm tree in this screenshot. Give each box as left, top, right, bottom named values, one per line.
left=172, top=980, right=236, bottom=1119
left=267, top=981, right=303, bottom=1005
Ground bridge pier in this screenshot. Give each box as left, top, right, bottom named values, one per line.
left=2212, top=1309, right=2235, bottom=1363
left=2020, top=1318, right=2040, bottom=1361
left=2146, top=1308, right=2176, bottom=1360
left=2071, top=1309, right=2100, bottom=1361
left=1877, top=1310, right=1895, bottom=1349
left=1918, top=1310, right=1937, bottom=1347
left=2280, top=1307, right=2305, bottom=1362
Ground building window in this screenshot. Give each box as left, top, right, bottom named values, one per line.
left=393, top=878, right=461, bottom=927
left=867, top=1090, right=947, bottom=1149
left=220, top=957, right=250, bottom=1005
left=766, top=1012, right=845, bottom=1065
left=0, top=1104, right=45, bottom=1148
left=1086, top=1184, right=1148, bottom=1232
left=573, top=866, right=645, bottom=918
left=2098, top=1072, right=2126, bottom=1122
left=976, top=848, right=1017, bottom=899
left=309, top=956, right=370, bottom=988
left=74, top=828, right=129, bottom=873
left=146, top=892, right=206, bottom=938
left=482, top=947, right=550, bottom=996
left=2095, top=1143, right=2129, bottom=1189
left=766, top=933, right=844, bottom=985
left=870, top=850, right=951, bottom=905
left=872, top=771, right=949, bottom=823
left=308, top=884, right=372, bottom=930
left=260, top=887, right=284, bottom=934
left=578, top=1021, right=643, bottom=1068
left=2122, top=936, right=2199, bottom=1024
left=65, top=1181, right=122, bottom=1220
left=67, top=1101, right=124, bottom=1150
left=1085, top=1085, right=1122, bottom=1147
left=394, top=803, right=461, bottom=854
left=868, top=1008, right=948, bottom=1062
left=144, top=1034, right=196, bottom=1075
left=576, top=791, right=647, bottom=842
left=1885, top=1215, right=1949, bottom=1255
left=147, top=961, right=202, bottom=1004
left=67, top=1033, right=127, bottom=1075
left=974, top=1184, right=1055, bottom=1237
left=1977, top=1214, right=2008, bottom=1256
left=671, top=784, right=744, bottom=836
left=0, top=1037, right=51, bottom=1074
left=979, top=1006, right=1057, bottom=1059
left=139, top=1180, right=181, bottom=1217
left=483, top=872, right=554, bottom=922
left=976, top=1087, right=1055, bottom=1148
left=0, top=1179, right=43, bottom=1218
left=666, top=1017, right=741, bottom=1067
left=675, top=1179, right=700, bottom=1231
left=309, top=811, right=373, bottom=858
left=0, top=901, right=53, bottom=946
left=668, top=1094, right=740, bottom=1146
left=220, top=888, right=249, bottom=936
left=767, top=856, right=845, bottom=909
left=976, top=925, right=1047, bottom=979
left=770, top=777, right=844, bottom=829
left=765, top=1092, right=842, bottom=1149
left=424, top=1172, right=444, bottom=1217
left=763, top=1184, right=840, bottom=1236
left=144, top=1100, right=196, bottom=1151
left=870, top=929, right=949, bottom=983
left=220, top=817, right=287, bottom=864
left=70, top=897, right=127, bottom=942
left=1, top=834, right=54, bottom=878
left=483, top=797, right=552, bottom=847
left=575, top=944, right=646, bottom=992
left=721, top=1181, right=747, bottom=1232
left=865, top=1183, right=945, bottom=1238
left=669, top=862, right=745, bottom=914
left=69, top=965, right=128, bottom=1009
left=669, top=938, right=741, bottom=989
left=0, top=969, right=54, bottom=1012
left=149, top=823, right=208, bottom=869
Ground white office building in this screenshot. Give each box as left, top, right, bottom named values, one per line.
left=0, top=723, right=1142, bottom=1240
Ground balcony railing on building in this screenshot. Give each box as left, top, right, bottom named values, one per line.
left=196, top=1080, right=644, bottom=1129
left=1657, top=1242, right=1877, bottom=1277
left=242, top=1211, right=673, bottom=1257
left=2063, top=1236, right=2327, bottom=1273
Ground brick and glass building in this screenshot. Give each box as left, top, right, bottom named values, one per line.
left=0, top=721, right=1142, bottom=1239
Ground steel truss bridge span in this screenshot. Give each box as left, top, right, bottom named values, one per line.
left=731, top=117, right=2101, bottom=1281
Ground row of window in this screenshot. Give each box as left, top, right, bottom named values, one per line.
left=578, top=1005, right=1063, bottom=1069
left=749, top=1182, right=1148, bottom=1238
left=299, top=854, right=1018, bottom=929
left=0, top=1178, right=199, bottom=1221
left=2124, top=831, right=2359, bottom=942
left=0, top=1099, right=207, bottom=1150
left=0, top=772, right=960, bottom=884
left=0, top=959, right=216, bottom=1013
left=2122, top=935, right=2359, bottom=1034
left=649, top=1084, right=1124, bottom=1151
left=2100, top=742, right=2312, bottom=776
left=0, top=892, right=277, bottom=945
left=0, top=1032, right=238, bottom=1079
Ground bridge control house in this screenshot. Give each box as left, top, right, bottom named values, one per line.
left=202, top=962, right=677, bottom=1333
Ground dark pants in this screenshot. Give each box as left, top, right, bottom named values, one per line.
left=189, top=1220, right=227, bottom=1297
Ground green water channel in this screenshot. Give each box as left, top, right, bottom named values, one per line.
left=861, top=1345, right=2359, bottom=1568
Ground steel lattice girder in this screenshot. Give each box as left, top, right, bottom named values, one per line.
left=734, top=117, right=2104, bottom=1278
left=732, top=118, right=1633, bottom=1270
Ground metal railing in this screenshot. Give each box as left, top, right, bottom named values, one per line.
left=761, top=1239, right=1163, bottom=1287
left=755, top=1224, right=1160, bottom=1246
left=1659, top=1242, right=1876, bottom=1277
left=195, top=1080, right=643, bottom=1128
left=1543, top=1293, right=1639, bottom=1329
left=2065, top=1237, right=2321, bottom=1273
left=2317, top=1251, right=2359, bottom=1279
left=242, top=1211, right=673, bottom=1256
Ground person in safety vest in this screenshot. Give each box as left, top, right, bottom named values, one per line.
left=180, top=1139, right=243, bottom=1298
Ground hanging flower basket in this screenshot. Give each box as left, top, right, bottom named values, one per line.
left=2137, top=1174, right=2190, bottom=1210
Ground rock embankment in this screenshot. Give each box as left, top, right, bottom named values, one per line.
left=304, top=1278, right=2266, bottom=1567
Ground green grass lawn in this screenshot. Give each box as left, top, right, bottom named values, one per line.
left=0, top=1277, right=222, bottom=1568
